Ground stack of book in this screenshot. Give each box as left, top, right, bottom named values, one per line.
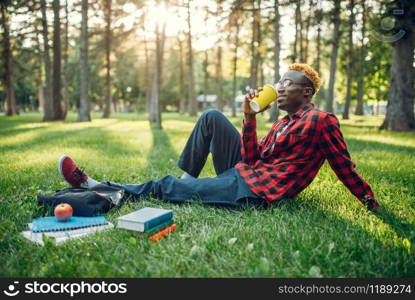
left=21, top=216, right=114, bottom=246
left=116, top=207, right=176, bottom=242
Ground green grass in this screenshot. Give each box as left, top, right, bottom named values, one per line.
left=0, top=111, right=414, bottom=277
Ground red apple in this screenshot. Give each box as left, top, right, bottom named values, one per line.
left=54, top=203, right=73, bottom=221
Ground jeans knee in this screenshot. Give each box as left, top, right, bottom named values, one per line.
left=200, top=109, right=225, bottom=122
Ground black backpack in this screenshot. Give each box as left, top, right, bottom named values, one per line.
left=37, top=184, right=125, bottom=216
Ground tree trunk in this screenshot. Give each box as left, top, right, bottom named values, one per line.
left=231, top=20, right=240, bottom=118
left=142, top=21, right=151, bottom=114
left=314, top=2, right=323, bottom=108
left=52, top=0, right=64, bottom=120
left=249, top=0, right=259, bottom=88
left=186, top=0, right=197, bottom=116
left=326, top=0, right=341, bottom=113
left=203, top=49, right=209, bottom=111
left=303, top=0, right=313, bottom=64
left=0, top=3, right=18, bottom=116
left=269, top=0, right=280, bottom=122
left=298, top=0, right=304, bottom=62
left=215, top=46, right=224, bottom=111
left=257, top=0, right=262, bottom=88
left=149, top=19, right=166, bottom=129
left=34, top=21, right=45, bottom=113
left=380, top=1, right=415, bottom=131
left=78, top=0, right=91, bottom=122
left=214, top=0, right=224, bottom=111
left=62, top=0, right=69, bottom=118
left=178, top=36, right=186, bottom=114
left=342, top=0, right=354, bottom=120
left=40, top=0, right=53, bottom=121
left=103, top=0, right=112, bottom=118
left=355, top=0, right=366, bottom=116
left=292, top=0, right=300, bottom=63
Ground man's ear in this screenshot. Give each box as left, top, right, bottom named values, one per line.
left=303, top=87, right=313, bottom=97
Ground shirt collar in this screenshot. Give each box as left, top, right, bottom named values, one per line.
left=282, top=103, right=314, bottom=122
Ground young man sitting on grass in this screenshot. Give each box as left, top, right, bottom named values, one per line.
left=58, top=63, right=380, bottom=212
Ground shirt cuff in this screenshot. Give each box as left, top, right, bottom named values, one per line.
left=362, top=195, right=379, bottom=210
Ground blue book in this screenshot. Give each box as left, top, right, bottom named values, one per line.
left=116, top=207, right=173, bottom=232
left=32, top=216, right=108, bottom=233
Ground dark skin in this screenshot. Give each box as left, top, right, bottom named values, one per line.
left=244, top=70, right=314, bottom=122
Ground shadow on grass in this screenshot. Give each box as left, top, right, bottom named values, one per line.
left=275, top=197, right=415, bottom=276
left=0, top=125, right=142, bottom=159
left=148, top=123, right=179, bottom=166
left=0, top=125, right=49, bottom=139
left=0, top=115, right=44, bottom=131
left=346, top=137, right=414, bottom=153
left=375, top=208, right=415, bottom=241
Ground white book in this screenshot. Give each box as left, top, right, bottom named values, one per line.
left=21, top=222, right=114, bottom=246
left=117, top=207, right=173, bottom=232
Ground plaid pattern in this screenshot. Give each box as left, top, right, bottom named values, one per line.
left=235, top=103, right=379, bottom=210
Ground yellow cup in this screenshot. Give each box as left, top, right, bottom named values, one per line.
left=249, top=84, right=278, bottom=112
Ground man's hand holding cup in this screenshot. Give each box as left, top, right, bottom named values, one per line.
left=244, top=85, right=277, bottom=122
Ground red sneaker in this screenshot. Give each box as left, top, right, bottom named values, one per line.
left=58, top=155, right=89, bottom=188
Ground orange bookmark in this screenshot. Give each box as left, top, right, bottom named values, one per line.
left=149, top=224, right=177, bottom=242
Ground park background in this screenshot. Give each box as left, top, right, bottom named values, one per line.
left=0, top=0, right=414, bottom=277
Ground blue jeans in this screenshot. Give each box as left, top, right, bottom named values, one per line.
left=108, top=110, right=264, bottom=208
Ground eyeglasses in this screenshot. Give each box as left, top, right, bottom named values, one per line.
left=275, top=79, right=313, bottom=92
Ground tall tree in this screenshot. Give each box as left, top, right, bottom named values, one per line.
left=52, top=0, right=64, bottom=120
left=149, top=14, right=166, bottom=128
left=298, top=0, right=304, bottom=62
left=186, top=0, right=197, bottom=116
left=62, top=0, right=69, bottom=118
left=202, top=50, right=209, bottom=110
left=40, top=0, right=53, bottom=121
left=292, top=0, right=300, bottom=63
left=313, top=1, right=323, bottom=108
left=269, top=0, right=281, bottom=122
left=380, top=0, right=415, bottom=131
left=326, top=0, right=341, bottom=113
left=256, top=0, right=263, bottom=87
left=230, top=8, right=241, bottom=118
left=342, top=0, right=354, bottom=119
left=142, top=17, right=151, bottom=114
left=355, top=0, right=366, bottom=115
left=103, top=0, right=112, bottom=118
left=0, top=1, right=18, bottom=115
left=215, top=0, right=224, bottom=111
left=303, top=0, right=314, bottom=64
left=249, top=0, right=260, bottom=88
left=202, top=5, right=210, bottom=111
left=78, top=0, right=91, bottom=121
left=35, top=20, right=45, bottom=113
left=215, top=0, right=225, bottom=111
left=178, top=35, right=186, bottom=114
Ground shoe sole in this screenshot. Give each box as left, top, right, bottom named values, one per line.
left=58, top=154, right=69, bottom=181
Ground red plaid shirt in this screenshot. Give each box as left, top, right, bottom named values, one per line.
left=235, top=103, right=379, bottom=210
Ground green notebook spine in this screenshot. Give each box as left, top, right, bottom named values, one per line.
left=145, top=219, right=174, bottom=235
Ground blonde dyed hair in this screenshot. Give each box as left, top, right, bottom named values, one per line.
left=288, top=63, right=321, bottom=95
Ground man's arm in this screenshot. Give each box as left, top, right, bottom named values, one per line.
left=240, top=117, right=260, bottom=165
left=320, top=114, right=380, bottom=211
left=240, top=89, right=271, bottom=165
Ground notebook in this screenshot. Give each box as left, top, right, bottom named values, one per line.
left=117, top=207, right=173, bottom=232
left=32, top=216, right=108, bottom=233
left=146, top=219, right=174, bottom=235
left=22, top=222, right=114, bottom=246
